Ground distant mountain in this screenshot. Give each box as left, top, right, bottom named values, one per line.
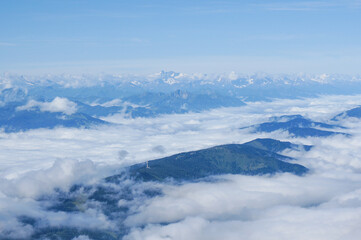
left=0, top=102, right=108, bottom=132
left=1, top=85, right=246, bottom=118
left=0, top=90, right=245, bottom=131
left=124, top=90, right=245, bottom=117
left=74, top=100, right=124, bottom=117
left=0, top=87, right=27, bottom=102
left=2, top=72, right=361, bottom=104
left=244, top=138, right=312, bottom=152
left=244, top=115, right=348, bottom=137
left=107, top=142, right=308, bottom=183
left=332, top=106, right=361, bottom=120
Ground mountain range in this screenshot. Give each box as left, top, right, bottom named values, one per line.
left=2, top=72, right=361, bottom=103
left=1, top=72, right=360, bottom=132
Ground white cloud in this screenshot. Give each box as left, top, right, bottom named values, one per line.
left=16, top=97, right=78, bottom=115
left=124, top=171, right=361, bottom=225
left=0, top=159, right=99, bottom=198
left=99, top=98, right=123, bottom=107
left=0, top=191, right=115, bottom=239
left=125, top=207, right=361, bottom=240
left=1, top=94, right=361, bottom=238
left=72, top=236, right=93, bottom=240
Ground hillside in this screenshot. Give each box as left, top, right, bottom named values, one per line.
left=244, top=115, right=348, bottom=137
left=107, top=141, right=308, bottom=183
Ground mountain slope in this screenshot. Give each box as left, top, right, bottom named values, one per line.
left=244, top=138, right=312, bottom=152
left=332, top=106, right=361, bottom=120
left=245, top=115, right=348, bottom=137
left=0, top=103, right=109, bottom=132
left=108, top=143, right=308, bottom=182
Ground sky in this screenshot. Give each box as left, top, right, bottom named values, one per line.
left=1, top=0, right=361, bottom=74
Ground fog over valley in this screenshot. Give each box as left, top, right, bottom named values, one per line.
left=1, top=84, right=361, bottom=239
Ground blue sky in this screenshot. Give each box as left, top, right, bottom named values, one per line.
left=1, top=0, right=361, bottom=74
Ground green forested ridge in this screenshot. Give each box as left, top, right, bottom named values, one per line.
left=117, top=139, right=308, bottom=182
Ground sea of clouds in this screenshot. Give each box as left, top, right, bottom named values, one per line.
left=1, top=94, right=361, bottom=239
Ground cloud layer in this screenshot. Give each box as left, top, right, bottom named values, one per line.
left=1, top=94, right=361, bottom=239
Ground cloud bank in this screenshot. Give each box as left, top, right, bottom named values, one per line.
left=1, top=94, right=361, bottom=239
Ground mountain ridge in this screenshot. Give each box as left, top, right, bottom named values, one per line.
left=107, top=138, right=309, bottom=183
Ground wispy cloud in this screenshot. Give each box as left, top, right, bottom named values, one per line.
left=255, top=1, right=356, bottom=11
left=0, top=42, right=15, bottom=47
left=246, top=34, right=301, bottom=41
